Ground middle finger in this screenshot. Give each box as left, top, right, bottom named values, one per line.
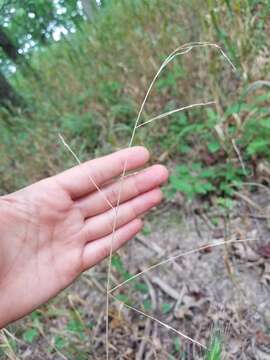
left=76, top=164, right=168, bottom=218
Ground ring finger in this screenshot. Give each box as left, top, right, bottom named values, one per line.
left=81, top=188, right=162, bottom=243
left=76, top=165, right=168, bottom=218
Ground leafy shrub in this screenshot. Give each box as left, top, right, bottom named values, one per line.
left=169, top=162, right=244, bottom=200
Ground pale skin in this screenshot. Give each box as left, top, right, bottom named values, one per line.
left=0, top=147, right=168, bottom=328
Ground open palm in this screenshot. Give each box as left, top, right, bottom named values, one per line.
left=0, top=147, right=168, bottom=327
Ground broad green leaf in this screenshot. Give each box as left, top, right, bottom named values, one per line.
left=23, top=328, right=39, bottom=343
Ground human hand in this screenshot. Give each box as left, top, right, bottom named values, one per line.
left=0, top=147, right=168, bottom=327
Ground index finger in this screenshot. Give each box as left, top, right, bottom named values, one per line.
left=54, top=146, right=150, bottom=199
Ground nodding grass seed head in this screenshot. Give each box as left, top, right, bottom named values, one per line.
left=59, top=42, right=238, bottom=359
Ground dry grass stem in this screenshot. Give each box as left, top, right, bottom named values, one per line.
left=136, top=101, right=216, bottom=129
left=232, top=138, right=248, bottom=175
left=59, top=42, right=237, bottom=359
left=109, top=237, right=259, bottom=293
left=0, top=330, right=18, bottom=360
left=111, top=294, right=207, bottom=350
left=59, top=133, right=114, bottom=210
left=105, top=172, right=124, bottom=359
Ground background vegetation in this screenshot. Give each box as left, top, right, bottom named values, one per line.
left=1, top=0, right=269, bottom=200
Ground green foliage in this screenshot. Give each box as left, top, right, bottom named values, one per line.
left=156, top=63, right=185, bottom=96
left=111, top=254, right=132, bottom=281
left=205, top=336, right=222, bottom=360
left=166, top=85, right=270, bottom=201
left=54, top=335, right=67, bottom=350
left=141, top=224, right=151, bottom=236
left=134, top=282, right=149, bottom=294
left=174, top=337, right=181, bottom=353
left=22, top=328, right=39, bottom=343
left=62, top=111, right=100, bottom=147
left=169, top=161, right=245, bottom=200
left=216, top=196, right=234, bottom=210
left=161, top=302, right=173, bottom=314
left=169, top=337, right=185, bottom=359
left=67, top=318, right=84, bottom=334
left=233, top=95, right=270, bottom=154
left=169, top=163, right=215, bottom=200
left=115, top=293, right=132, bottom=305
left=142, top=299, right=152, bottom=311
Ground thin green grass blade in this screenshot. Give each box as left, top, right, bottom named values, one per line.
left=205, top=336, right=222, bottom=360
